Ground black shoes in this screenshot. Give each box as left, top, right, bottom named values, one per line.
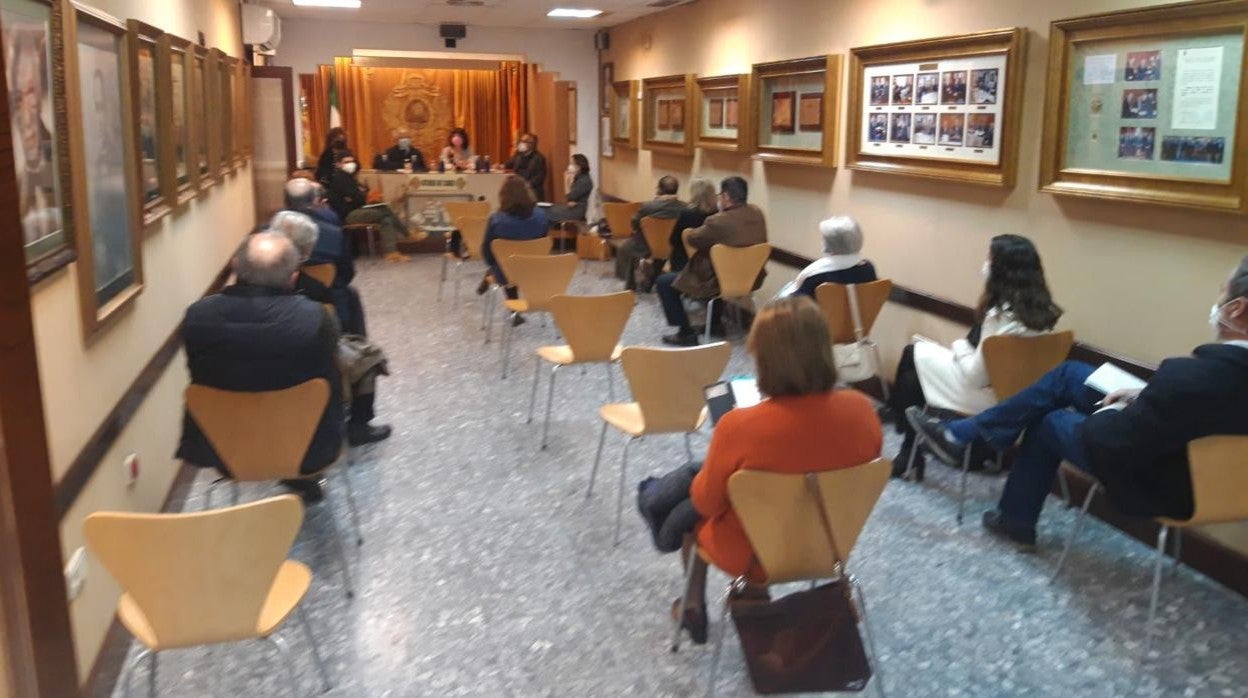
left=348, top=423, right=392, bottom=446
left=905, top=407, right=968, bottom=467
left=511, top=314, right=527, bottom=327
left=280, top=479, right=324, bottom=504
left=691, top=323, right=727, bottom=339
left=475, top=278, right=490, bottom=295
left=662, top=330, right=699, bottom=347
left=891, top=444, right=925, bottom=481
left=982, top=510, right=1037, bottom=551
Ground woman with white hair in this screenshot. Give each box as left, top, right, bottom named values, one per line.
left=777, top=215, right=877, bottom=298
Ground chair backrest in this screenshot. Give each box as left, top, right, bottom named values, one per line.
left=185, top=379, right=330, bottom=481
left=639, top=216, right=677, bottom=261
left=728, top=460, right=891, bottom=583
left=1181, top=435, right=1248, bottom=526
left=83, top=495, right=304, bottom=649
left=619, top=343, right=731, bottom=433
left=981, top=331, right=1075, bottom=401
left=815, top=279, right=893, bottom=344
left=491, top=237, right=551, bottom=283
left=710, top=243, right=772, bottom=298
left=303, top=263, right=336, bottom=288
left=505, top=254, right=578, bottom=312
left=443, top=200, right=490, bottom=229
left=456, top=215, right=489, bottom=260
left=549, top=292, right=635, bottom=363
left=603, top=201, right=642, bottom=239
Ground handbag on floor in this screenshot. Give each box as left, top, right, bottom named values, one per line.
left=728, top=476, right=872, bottom=694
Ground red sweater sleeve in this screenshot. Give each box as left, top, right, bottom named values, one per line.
left=691, top=410, right=743, bottom=518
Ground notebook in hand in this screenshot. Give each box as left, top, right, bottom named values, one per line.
left=704, top=378, right=762, bottom=425
left=1084, top=362, right=1148, bottom=395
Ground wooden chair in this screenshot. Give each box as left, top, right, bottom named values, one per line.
left=498, top=253, right=579, bottom=379
left=705, top=243, right=772, bottom=342
left=588, top=343, right=732, bottom=545
left=437, top=214, right=489, bottom=302
left=482, top=237, right=553, bottom=344
left=602, top=201, right=642, bottom=247
left=527, top=292, right=635, bottom=449
left=1051, top=435, right=1248, bottom=657
left=640, top=215, right=677, bottom=268
left=906, top=330, right=1075, bottom=523
left=84, top=495, right=332, bottom=696
left=185, top=379, right=363, bottom=597
left=442, top=199, right=490, bottom=228
left=815, top=279, right=894, bottom=399
left=675, top=461, right=891, bottom=696
left=343, top=223, right=380, bottom=257
left=302, top=263, right=336, bottom=288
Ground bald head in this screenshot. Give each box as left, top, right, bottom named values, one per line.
left=233, top=232, right=299, bottom=290
left=284, top=177, right=319, bottom=212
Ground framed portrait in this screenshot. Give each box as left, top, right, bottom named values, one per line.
left=218, top=53, right=235, bottom=173
left=642, top=73, right=694, bottom=154
left=695, top=74, right=748, bottom=152
left=600, top=61, right=613, bottom=116
left=64, top=0, right=143, bottom=336
left=125, top=20, right=168, bottom=227
left=3, top=0, right=75, bottom=283
left=235, top=56, right=250, bottom=158
left=1039, top=1, right=1248, bottom=212
left=568, top=84, right=577, bottom=144
left=191, top=45, right=211, bottom=186
left=752, top=55, right=841, bottom=167
left=163, top=32, right=195, bottom=204
left=848, top=28, right=1026, bottom=187
left=611, top=79, right=638, bottom=149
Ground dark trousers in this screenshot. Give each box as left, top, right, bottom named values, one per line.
left=349, top=392, right=375, bottom=426
left=616, top=237, right=648, bottom=288
left=951, top=361, right=1098, bottom=528
left=656, top=272, right=722, bottom=333
left=889, top=344, right=926, bottom=450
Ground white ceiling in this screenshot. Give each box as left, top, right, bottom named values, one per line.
left=252, top=0, right=690, bottom=29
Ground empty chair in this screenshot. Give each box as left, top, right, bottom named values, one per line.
left=705, top=243, right=771, bottom=342
left=442, top=200, right=491, bottom=228
left=302, top=263, right=336, bottom=288
left=438, top=214, right=489, bottom=302
left=527, top=292, right=635, bottom=449
left=588, top=342, right=732, bottom=544
left=815, top=279, right=893, bottom=398
left=482, top=236, right=553, bottom=344
left=497, top=253, right=579, bottom=378
left=640, top=215, right=677, bottom=269
left=84, top=495, right=332, bottom=696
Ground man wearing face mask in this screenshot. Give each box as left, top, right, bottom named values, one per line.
left=504, top=132, right=547, bottom=201
left=908, top=256, right=1248, bottom=550
left=380, top=128, right=427, bottom=172
left=327, top=150, right=413, bottom=262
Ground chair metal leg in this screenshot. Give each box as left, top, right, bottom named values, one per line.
left=865, top=340, right=891, bottom=403
left=1051, top=482, right=1098, bottom=583
left=437, top=255, right=448, bottom=301
left=526, top=355, right=542, bottom=424
left=120, top=648, right=151, bottom=698
left=852, top=577, right=886, bottom=698
left=671, top=541, right=699, bottom=652
left=265, top=633, right=302, bottom=698
left=1058, top=467, right=1073, bottom=508
left=483, top=288, right=496, bottom=344
left=452, top=261, right=464, bottom=302
left=1145, top=525, right=1169, bottom=659
left=501, top=312, right=516, bottom=379
left=903, top=434, right=921, bottom=482
left=337, top=469, right=365, bottom=546
left=297, top=605, right=333, bottom=693
left=956, top=445, right=972, bottom=524
left=703, top=298, right=716, bottom=343
left=1172, top=528, right=1183, bottom=571
left=684, top=433, right=694, bottom=463
left=587, top=421, right=608, bottom=497
left=705, top=585, right=733, bottom=698
left=147, top=650, right=157, bottom=698
left=613, top=436, right=637, bottom=546
left=321, top=490, right=356, bottom=599
left=605, top=362, right=616, bottom=402
left=541, top=365, right=559, bottom=450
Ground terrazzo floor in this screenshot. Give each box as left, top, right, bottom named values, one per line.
left=108, top=255, right=1248, bottom=697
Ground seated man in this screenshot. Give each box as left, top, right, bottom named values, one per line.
left=176, top=232, right=343, bottom=502
left=284, top=177, right=365, bottom=335
left=908, top=256, right=1248, bottom=549
left=657, top=176, right=768, bottom=346
left=378, top=128, right=428, bottom=172
left=615, top=175, right=684, bottom=290
left=268, top=211, right=392, bottom=448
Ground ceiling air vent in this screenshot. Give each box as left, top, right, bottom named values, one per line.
left=647, top=0, right=683, bottom=7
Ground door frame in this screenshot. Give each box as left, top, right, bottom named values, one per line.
left=251, top=65, right=297, bottom=173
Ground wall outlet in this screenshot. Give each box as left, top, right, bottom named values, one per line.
left=65, top=547, right=87, bottom=602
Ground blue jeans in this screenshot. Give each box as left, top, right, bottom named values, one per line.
left=950, top=361, right=1100, bottom=528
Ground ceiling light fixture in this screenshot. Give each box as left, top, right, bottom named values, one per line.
left=292, top=0, right=362, bottom=8
left=547, top=8, right=604, bottom=18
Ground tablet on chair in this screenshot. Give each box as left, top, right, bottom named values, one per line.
left=704, top=378, right=762, bottom=426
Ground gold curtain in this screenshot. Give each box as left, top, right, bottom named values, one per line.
left=307, top=66, right=334, bottom=161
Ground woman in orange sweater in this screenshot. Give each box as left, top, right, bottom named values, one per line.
left=675, top=296, right=883, bottom=643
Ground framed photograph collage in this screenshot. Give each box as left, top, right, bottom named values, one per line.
left=0, top=0, right=251, bottom=336
left=643, top=73, right=694, bottom=155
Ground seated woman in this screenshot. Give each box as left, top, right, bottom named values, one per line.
left=547, top=154, right=593, bottom=226
left=672, top=296, right=883, bottom=644
left=479, top=175, right=549, bottom=308
left=664, top=178, right=717, bottom=275
left=324, top=150, right=413, bottom=263
left=439, top=128, right=476, bottom=172
left=888, top=234, right=1062, bottom=478
left=776, top=215, right=876, bottom=298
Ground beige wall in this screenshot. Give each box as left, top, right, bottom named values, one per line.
left=23, top=0, right=252, bottom=682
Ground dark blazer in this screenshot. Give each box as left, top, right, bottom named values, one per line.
left=176, top=285, right=344, bottom=476
left=325, top=170, right=365, bottom=221
left=379, top=144, right=428, bottom=172
left=483, top=208, right=549, bottom=285
left=505, top=150, right=548, bottom=201
left=547, top=172, right=594, bottom=224
left=306, top=216, right=354, bottom=287
left=668, top=206, right=711, bottom=272
left=1081, top=343, right=1248, bottom=519
left=796, top=261, right=878, bottom=298
left=315, top=147, right=336, bottom=184
left=674, top=203, right=769, bottom=300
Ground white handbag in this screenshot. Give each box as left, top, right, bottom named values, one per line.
left=831, top=283, right=879, bottom=384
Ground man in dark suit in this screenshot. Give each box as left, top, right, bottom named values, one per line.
left=615, top=175, right=685, bottom=289
left=657, top=176, right=768, bottom=346
left=285, top=177, right=366, bottom=336
left=909, top=256, right=1248, bottom=549
left=504, top=132, right=548, bottom=200
left=177, top=232, right=343, bottom=502
left=378, top=128, right=428, bottom=172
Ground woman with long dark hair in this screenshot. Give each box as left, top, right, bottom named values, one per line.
left=440, top=128, right=475, bottom=171
left=315, top=126, right=348, bottom=183
left=889, top=234, right=1062, bottom=477
left=547, top=153, right=593, bottom=225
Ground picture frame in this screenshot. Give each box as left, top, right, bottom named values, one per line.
left=191, top=44, right=212, bottom=188
left=4, top=0, right=76, bottom=284
left=610, top=79, right=638, bottom=149
left=847, top=28, right=1026, bottom=187
left=236, top=56, right=250, bottom=158
left=642, top=73, right=694, bottom=155
left=218, top=52, right=236, bottom=173
left=63, top=0, right=144, bottom=337
left=751, top=54, right=842, bottom=167
left=799, top=92, right=824, bottom=131
left=162, top=32, right=197, bottom=204
left=1039, top=1, right=1248, bottom=212
left=125, top=20, right=169, bottom=228
left=600, top=61, right=613, bottom=117
left=695, top=73, right=749, bottom=152
left=568, top=84, right=577, bottom=144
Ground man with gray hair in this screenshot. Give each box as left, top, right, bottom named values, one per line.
left=908, top=256, right=1248, bottom=550
left=283, top=177, right=364, bottom=335
left=176, top=232, right=344, bottom=502
left=777, top=215, right=878, bottom=298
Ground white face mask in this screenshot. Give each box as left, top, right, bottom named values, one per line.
left=398, top=138, right=412, bottom=149
left=1211, top=300, right=1238, bottom=336
left=567, top=163, right=578, bottom=174
left=341, top=162, right=358, bottom=174
left=981, top=260, right=992, bottom=280
left=517, top=142, right=531, bottom=153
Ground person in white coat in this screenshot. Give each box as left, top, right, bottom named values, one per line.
left=888, top=234, right=1062, bottom=478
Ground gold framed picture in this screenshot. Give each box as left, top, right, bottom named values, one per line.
left=695, top=74, right=749, bottom=152
left=162, top=32, right=196, bottom=204
left=642, top=73, right=694, bottom=155
left=219, top=52, right=236, bottom=173
left=191, top=44, right=212, bottom=188
left=751, top=55, right=841, bottom=167
left=125, top=20, right=169, bottom=227
left=611, top=79, right=638, bottom=149
left=568, top=84, right=577, bottom=144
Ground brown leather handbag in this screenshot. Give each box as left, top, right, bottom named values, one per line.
left=728, top=475, right=873, bottom=694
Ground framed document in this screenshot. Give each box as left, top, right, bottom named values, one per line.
left=642, top=73, right=694, bottom=155
left=695, top=74, right=749, bottom=152
left=126, top=20, right=169, bottom=227
left=162, top=32, right=196, bottom=205
left=799, top=93, right=823, bottom=131
left=770, top=90, right=795, bottom=133
left=611, top=79, right=638, bottom=149
left=752, top=55, right=841, bottom=167
left=847, top=28, right=1026, bottom=187
left=1039, top=1, right=1248, bottom=212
